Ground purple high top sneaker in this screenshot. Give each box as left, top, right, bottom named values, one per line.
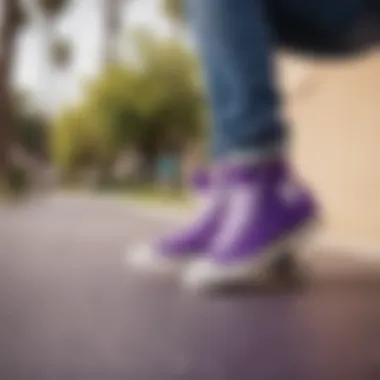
left=184, top=157, right=318, bottom=290
left=126, top=169, right=225, bottom=275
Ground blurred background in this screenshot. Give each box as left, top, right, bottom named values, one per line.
left=1, top=1, right=380, bottom=377
left=1, top=0, right=207, bottom=195
left=1, top=0, right=380, bottom=251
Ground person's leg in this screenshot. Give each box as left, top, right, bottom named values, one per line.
left=187, top=0, right=372, bottom=160
left=183, top=0, right=316, bottom=289
left=127, top=0, right=283, bottom=275
left=127, top=0, right=376, bottom=282
left=188, top=0, right=284, bottom=159
left=183, top=0, right=378, bottom=290
left=188, top=0, right=373, bottom=157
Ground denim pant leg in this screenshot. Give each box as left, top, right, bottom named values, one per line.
left=186, top=0, right=284, bottom=159
left=185, top=0, right=374, bottom=159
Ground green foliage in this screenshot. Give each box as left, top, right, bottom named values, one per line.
left=137, top=30, right=204, bottom=147
left=51, top=106, right=103, bottom=179
left=51, top=31, right=205, bottom=181
left=16, top=112, right=49, bottom=159
left=6, top=165, right=29, bottom=194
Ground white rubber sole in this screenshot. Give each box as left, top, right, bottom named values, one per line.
left=125, top=244, right=199, bottom=276
left=182, top=219, right=319, bottom=292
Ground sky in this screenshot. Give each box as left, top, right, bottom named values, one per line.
left=15, top=0, right=172, bottom=111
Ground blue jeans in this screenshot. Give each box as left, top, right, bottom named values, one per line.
left=186, top=0, right=379, bottom=158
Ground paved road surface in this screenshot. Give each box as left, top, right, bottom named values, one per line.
left=0, top=194, right=379, bottom=380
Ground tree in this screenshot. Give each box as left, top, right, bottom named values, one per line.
left=50, top=37, right=72, bottom=69
left=0, top=0, right=27, bottom=182
left=16, top=112, right=49, bottom=159
left=51, top=106, right=104, bottom=181
left=123, top=31, right=204, bottom=161
left=102, top=0, right=127, bottom=66
left=0, top=0, right=70, bottom=184
left=38, top=0, right=69, bottom=17
left=51, top=31, right=205, bottom=184
left=36, top=0, right=72, bottom=115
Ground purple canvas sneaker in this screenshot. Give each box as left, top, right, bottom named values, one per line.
left=184, top=157, right=318, bottom=290
left=127, top=169, right=225, bottom=275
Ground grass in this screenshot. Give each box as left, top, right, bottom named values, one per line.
left=60, top=182, right=195, bottom=210
left=124, top=185, right=193, bottom=208
left=117, top=186, right=192, bottom=207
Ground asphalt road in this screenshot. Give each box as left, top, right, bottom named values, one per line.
left=0, top=194, right=379, bottom=380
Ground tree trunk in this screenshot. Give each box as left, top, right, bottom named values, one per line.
left=0, top=0, right=20, bottom=183
left=97, top=0, right=126, bottom=185
left=38, top=17, right=56, bottom=117
left=102, top=0, right=125, bottom=67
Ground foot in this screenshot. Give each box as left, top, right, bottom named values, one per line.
left=126, top=169, right=224, bottom=274
left=184, top=157, right=318, bottom=290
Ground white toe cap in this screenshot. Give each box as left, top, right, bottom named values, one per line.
left=183, top=259, right=259, bottom=291
left=125, top=244, right=187, bottom=275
